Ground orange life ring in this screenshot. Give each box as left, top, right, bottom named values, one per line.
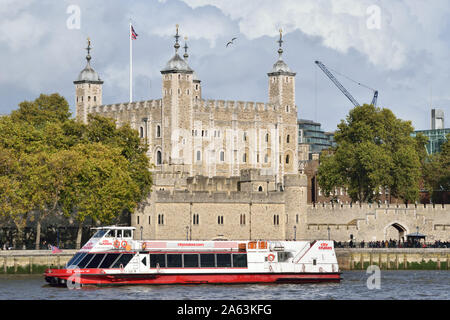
left=113, top=240, right=120, bottom=249
left=121, top=240, right=127, bottom=248
left=268, top=254, right=275, bottom=262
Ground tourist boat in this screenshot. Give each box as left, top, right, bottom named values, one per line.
left=44, top=226, right=341, bottom=287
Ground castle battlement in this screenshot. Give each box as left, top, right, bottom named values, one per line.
left=193, top=99, right=277, bottom=114
left=154, top=189, right=285, bottom=203
left=309, top=203, right=449, bottom=211
left=92, top=99, right=163, bottom=114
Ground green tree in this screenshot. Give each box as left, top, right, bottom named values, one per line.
left=317, top=104, right=422, bottom=204
left=0, top=94, right=152, bottom=249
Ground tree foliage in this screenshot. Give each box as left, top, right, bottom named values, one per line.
left=0, top=94, right=152, bottom=248
left=317, top=104, right=422, bottom=203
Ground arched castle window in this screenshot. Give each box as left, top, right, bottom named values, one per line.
left=265, top=133, right=269, bottom=142
left=196, top=150, right=201, bottom=161
left=220, top=151, right=225, bottom=162
left=287, top=135, right=290, bottom=143
left=258, top=186, right=263, bottom=192
left=156, top=150, right=162, bottom=165
left=286, top=154, right=290, bottom=164
left=139, top=127, right=144, bottom=138
left=242, top=153, right=247, bottom=163
left=88, top=96, right=91, bottom=101
left=195, top=84, right=199, bottom=90
left=156, top=125, right=161, bottom=138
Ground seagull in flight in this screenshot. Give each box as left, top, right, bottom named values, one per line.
left=226, top=37, right=237, bottom=47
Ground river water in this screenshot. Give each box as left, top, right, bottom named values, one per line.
left=0, top=271, right=448, bottom=300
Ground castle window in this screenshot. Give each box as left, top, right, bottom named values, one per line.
left=257, top=154, right=260, bottom=163
left=137, top=216, right=140, bottom=225
left=287, top=135, right=290, bottom=143
left=195, top=130, right=198, bottom=136
left=220, top=151, right=224, bottom=162
left=243, top=132, right=247, bottom=142
left=242, top=153, right=247, bottom=163
left=218, top=216, right=224, bottom=225
left=178, top=88, right=181, bottom=95
left=156, top=125, right=161, bottom=138
left=193, top=214, right=199, bottom=225
left=196, top=150, right=201, bottom=161
left=139, top=127, right=144, bottom=138
left=264, top=154, right=268, bottom=163
left=158, top=214, right=164, bottom=225
left=296, top=214, right=299, bottom=224
left=178, top=74, right=181, bottom=80
left=187, top=89, right=190, bottom=95
left=195, top=84, right=199, bottom=90
left=149, top=216, right=151, bottom=225
left=286, top=155, right=290, bottom=164
left=273, top=215, right=279, bottom=225
left=76, top=97, right=78, bottom=102
left=195, top=95, right=199, bottom=101
left=94, top=96, right=97, bottom=102
left=286, top=105, right=289, bottom=112
left=258, top=186, right=263, bottom=192
left=81, top=96, right=83, bottom=102
left=265, top=133, right=269, bottom=142
left=88, top=96, right=91, bottom=101
left=240, top=214, right=246, bottom=225
left=156, top=150, right=162, bottom=165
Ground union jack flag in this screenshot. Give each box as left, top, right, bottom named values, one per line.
left=131, top=25, right=138, bottom=40
left=50, top=245, right=62, bottom=254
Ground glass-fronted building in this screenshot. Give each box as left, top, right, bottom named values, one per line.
left=411, top=129, right=450, bottom=155
left=298, top=119, right=336, bottom=158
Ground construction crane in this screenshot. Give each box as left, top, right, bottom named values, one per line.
left=315, top=60, right=378, bottom=107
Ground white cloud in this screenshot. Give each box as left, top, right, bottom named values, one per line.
left=180, top=0, right=450, bottom=70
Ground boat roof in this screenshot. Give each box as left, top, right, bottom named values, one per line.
left=91, top=226, right=136, bottom=230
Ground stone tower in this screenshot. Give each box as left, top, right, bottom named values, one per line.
left=74, top=38, right=103, bottom=124
left=267, top=29, right=299, bottom=184
left=160, top=25, right=195, bottom=167
left=268, top=29, right=296, bottom=109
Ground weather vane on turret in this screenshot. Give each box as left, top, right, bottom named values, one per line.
left=174, top=24, right=180, bottom=53
left=183, top=36, right=189, bottom=60
left=86, top=37, right=92, bottom=62
left=277, top=28, right=283, bottom=58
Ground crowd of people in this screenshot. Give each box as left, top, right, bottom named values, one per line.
left=335, top=239, right=450, bottom=248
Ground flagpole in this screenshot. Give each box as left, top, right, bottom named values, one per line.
left=129, top=20, right=133, bottom=103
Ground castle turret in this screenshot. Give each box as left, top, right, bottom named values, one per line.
left=74, top=38, right=103, bottom=124
left=160, top=25, right=195, bottom=168
left=268, top=29, right=296, bottom=109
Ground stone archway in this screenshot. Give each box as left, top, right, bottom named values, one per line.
left=384, top=222, right=408, bottom=242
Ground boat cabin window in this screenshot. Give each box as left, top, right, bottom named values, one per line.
left=150, top=254, right=166, bottom=268
left=86, top=253, right=106, bottom=268
left=99, top=253, right=121, bottom=268
left=200, top=254, right=215, bottom=268
left=232, top=254, right=248, bottom=267
left=105, top=230, right=115, bottom=238
left=167, top=254, right=182, bottom=268
left=216, top=254, right=232, bottom=267
left=277, top=252, right=293, bottom=262
left=66, top=252, right=86, bottom=268
left=123, top=229, right=132, bottom=238
left=116, top=230, right=122, bottom=238
left=92, top=230, right=108, bottom=238
left=77, top=254, right=95, bottom=268
left=111, top=253, right=134, bottom=268
left=183, top=254, right=199, bottom=268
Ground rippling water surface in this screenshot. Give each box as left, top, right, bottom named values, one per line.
left=0, top=271, right=448, bottom=300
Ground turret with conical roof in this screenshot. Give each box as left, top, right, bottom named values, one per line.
left=74, top=38, right=103, bottom=123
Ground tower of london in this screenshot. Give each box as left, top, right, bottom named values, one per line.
left=73, top=27, right=449, bottom=242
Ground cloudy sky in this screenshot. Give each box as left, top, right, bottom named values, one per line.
left=1, top=0, right=449, bottom=132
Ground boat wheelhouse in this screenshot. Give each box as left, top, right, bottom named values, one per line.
left=44, top=226, right=340, bottom=286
